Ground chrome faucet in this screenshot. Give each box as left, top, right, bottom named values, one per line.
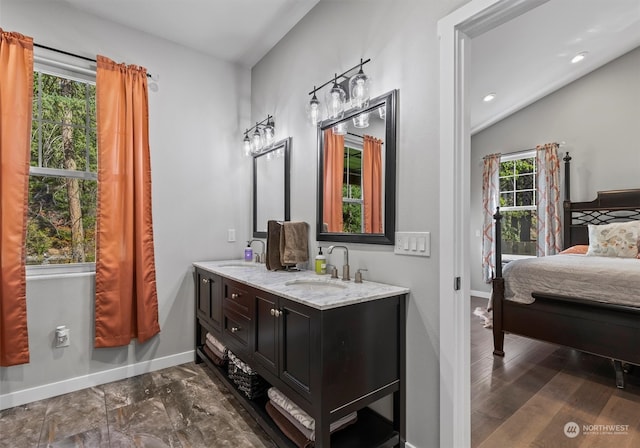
left=249, top=239, right=266, bottom=263
left=328, top=245, right=350, bottom=281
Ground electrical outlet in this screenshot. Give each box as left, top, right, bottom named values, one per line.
left=55, top=326, right=70, bottom=348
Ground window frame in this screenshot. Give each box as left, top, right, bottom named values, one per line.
left=499, top=151, right=538, bottom=258
left=27, top=59, right=98, bottom=276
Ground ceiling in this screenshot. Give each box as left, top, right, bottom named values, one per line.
left=61, top=0, right=320, bottom=68
left=58, top=0, right=639, bottom=132
left=470, top=0, right=640, bottom=134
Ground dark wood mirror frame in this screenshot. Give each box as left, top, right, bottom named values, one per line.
left=316, top=89, right=397, bottom=244
left=253, top=137, right=291, bottom=238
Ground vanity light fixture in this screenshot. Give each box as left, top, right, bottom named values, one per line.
left=571, top=51, right=588, bottom=64
left=306, top=58, right=371, bottom=126
left=241, top=114, right=275, bottom=156
left=483, top=92, right=497, bottom=102
left=353, top=112, right=370, bottom=129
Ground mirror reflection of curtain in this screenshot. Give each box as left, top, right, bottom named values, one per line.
left=0, top=29, right=33, bottom=366
left=481, top=153, right=501, bottom=284
left=363, top=135, right=383, bottom=233
left=323, top=129, right=344, bottom=232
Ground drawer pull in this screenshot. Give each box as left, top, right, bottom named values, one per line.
left=201, top=278, right=209, bottom=284
left=231, top=293, right=240, bottom=299
left=231, top=326, right=240, bottom=333
left=274, top=309, right=282, bottom=317
left=270, top=308, right=275, bottom=316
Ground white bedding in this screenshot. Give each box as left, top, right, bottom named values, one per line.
left=502, top=254, right=640, bottom=307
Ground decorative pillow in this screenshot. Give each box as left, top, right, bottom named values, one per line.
left=560, top=245, right=589, bottom=255
left=586, top=221, right=640, bottom=258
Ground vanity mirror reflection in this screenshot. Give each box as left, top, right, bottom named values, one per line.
left=253, top=137, right=290, bottom=238
left=317, top=90, right=397, bottom=244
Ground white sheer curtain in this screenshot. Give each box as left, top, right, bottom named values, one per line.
left=536, top=143, right=562, bottom=256
left=482, top=153, right=501, bottom=283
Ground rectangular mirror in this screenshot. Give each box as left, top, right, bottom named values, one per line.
left=317, top=90, right=397, bottom=244
left=253, top=137, right=291, bottom=238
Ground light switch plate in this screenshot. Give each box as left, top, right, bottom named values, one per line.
left=394, top=231, right=430, bottom=257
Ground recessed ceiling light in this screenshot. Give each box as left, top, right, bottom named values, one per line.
left=483, top=93, right=496, bottom=102
left=571, top=52, right=588, bottom=64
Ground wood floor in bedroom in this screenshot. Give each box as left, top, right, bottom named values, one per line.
left=471, top=296, right=640, bottom=448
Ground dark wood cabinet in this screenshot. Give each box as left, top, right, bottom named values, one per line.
left=194, top=267, right=406, bottom=448
left=195, top=268, right=222, bottom=336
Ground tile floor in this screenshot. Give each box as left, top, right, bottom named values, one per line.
left=0, top=363, right=275, bottom=448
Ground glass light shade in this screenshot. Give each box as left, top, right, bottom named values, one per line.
left=306, top=94, right=321, bottom=126
left=378, top=105, right=386, bottom=120
left=243, top=134, right=252, bottom=156
left=353, top=112, right=370, bottom=128
left=325, top=82, right=346, bottom=120
left=263, top=121, right=275, bottom=147
left=332, top=121, right=347, bottom=135
left=252, top=127, right=263, bottom=153
left=349, top=69, right=370, bottom=109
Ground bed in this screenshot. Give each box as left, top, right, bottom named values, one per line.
left=491, top=155, right=640, bottom=387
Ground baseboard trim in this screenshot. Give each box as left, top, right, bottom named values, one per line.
left=0, top=350, right=194, bottom=410
left=470, top=289, right=491, bottom=299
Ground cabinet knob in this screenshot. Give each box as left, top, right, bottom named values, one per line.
left=270, top=308, right=276, bottom=316
left=231, top=326, right=240, bottom=333
left=231, top=293, right=239, bottom=299
left=274, top=309, right=282, bottom=317
left=201, top=278, right=209, bottom=284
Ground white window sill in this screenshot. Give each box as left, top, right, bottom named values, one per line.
left=27, top=263, right=95, bottom=280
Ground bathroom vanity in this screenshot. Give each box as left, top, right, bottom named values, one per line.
left=193, top=260, right=408, bottom=448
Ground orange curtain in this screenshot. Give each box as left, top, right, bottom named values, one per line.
left=95, top=55, right=160, bottom=348
left=363, top=135, right=383, bottom=234
left=323, top=129, right=344, bottom=232
left=0, top=30, right=33, bottom=366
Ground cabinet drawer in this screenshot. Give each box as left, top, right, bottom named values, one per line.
left=223, top=308, right=250, bottom=350
left=224, top=281, right=252, bottom=318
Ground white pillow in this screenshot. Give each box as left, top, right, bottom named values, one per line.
left=586, top=221, right=640, bottom=258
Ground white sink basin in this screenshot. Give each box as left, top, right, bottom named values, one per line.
left=284, top=279, right=348, bottom=291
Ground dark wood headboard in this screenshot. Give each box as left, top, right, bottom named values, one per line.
left=563, top=189, right=640, bottom=248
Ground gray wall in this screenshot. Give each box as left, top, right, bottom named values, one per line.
left=250, top=1, right=467, bottom=446
left=470, top=46, right=640, bottom=294
left=1, top=0, right=251, bottom=404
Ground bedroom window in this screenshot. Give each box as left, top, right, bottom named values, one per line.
left=499, top=153, right=537, bottom=257
left=343, top=144, right=364, bottom=233
left=28, top=66, right=97, bottom=267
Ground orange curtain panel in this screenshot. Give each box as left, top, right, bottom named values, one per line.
left=0, top=30, right=33, bottom=367
left=95, top=55, right=160, bottom=348
left=323, top=129, right=344, bottom=232
left=363, top=135, right=383, bottom=234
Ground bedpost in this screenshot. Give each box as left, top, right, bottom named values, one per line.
left=494, top=207, right=502, bottom=278
left=563, top=152, right=572, bottom=249
left=492, top=206, right=505, bottom=356
left=563, top=152, right=572, bottom=201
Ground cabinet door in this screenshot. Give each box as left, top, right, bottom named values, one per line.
left=197, top=270, right=222, bottom=334
left=254, top=292, right=278, bottom=376
left=279, top=298, right=316, bottom=400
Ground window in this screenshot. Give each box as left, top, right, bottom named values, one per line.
left=28, top=66, right=97, bottom=266
left=499, top=153, right=537, bottom=256
left=342, top=139, right=363, bottom=233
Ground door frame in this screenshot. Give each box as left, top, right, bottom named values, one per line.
left=437, top=0, right=549, bottom=446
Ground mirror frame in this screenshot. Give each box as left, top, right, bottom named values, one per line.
left=316, top=89, right=397, bottom=244
left=253, top=137, right=291, bottom=238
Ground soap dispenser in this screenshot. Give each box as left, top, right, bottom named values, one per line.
left=244, top=241, right=253, bottom=262
left=315, top=247, right=327, bottom=275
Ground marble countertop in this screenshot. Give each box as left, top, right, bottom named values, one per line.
left=193, top=260, right=409, bottom=310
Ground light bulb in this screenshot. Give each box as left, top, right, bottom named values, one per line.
left=243, top=133, right=252, bottom=156
left=263, top=119, right=275, bottom=147
left=306, top=91, right=321, bottom=126
left=252, top=127, right=263, bottom=153
left=349, top=62, right=370, bottom=109
left=325, top=77, right=346, bottom=120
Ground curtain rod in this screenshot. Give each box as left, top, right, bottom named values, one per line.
left=483, top=142, right=563, bottom=159
left=34, top=43, right=152, bottom=78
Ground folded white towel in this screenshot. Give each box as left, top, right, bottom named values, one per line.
left=205, top=332, right=227, bottom=353
left=267, top=387, right=356, bottom=433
